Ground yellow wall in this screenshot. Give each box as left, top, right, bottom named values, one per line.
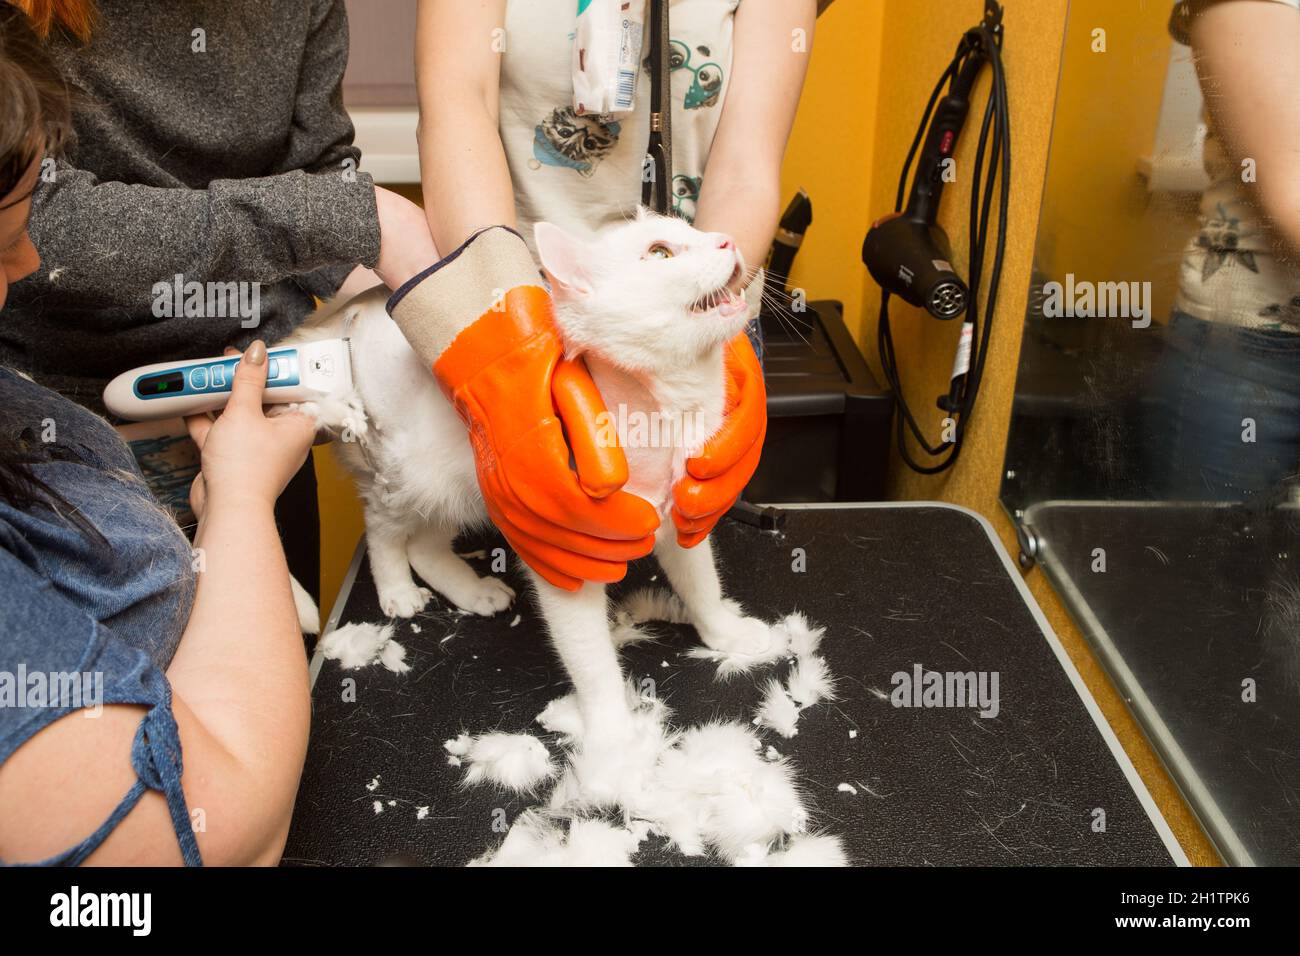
left=314, top=446, right=364, bottom=624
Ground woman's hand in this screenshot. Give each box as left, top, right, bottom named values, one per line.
left=388, top=226, right=660, bottom=591
left=184, top=340, right=317, bottom=518
left=433, top=285, right=661, bottom=590
left=672, top=334, right=767, bottom=547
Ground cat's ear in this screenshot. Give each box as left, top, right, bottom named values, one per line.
left=534, top=222, right=592, bottom=297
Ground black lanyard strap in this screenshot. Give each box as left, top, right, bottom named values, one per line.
left=641, top=0, right=673, bottom=215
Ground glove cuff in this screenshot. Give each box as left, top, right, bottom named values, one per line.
left=386, top=225, right=543, bottom=368
left=433, top=285, right=560, bottom=396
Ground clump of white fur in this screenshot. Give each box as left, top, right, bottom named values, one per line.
left=787, top=654, right=837, bottom=707
left=648, top=722, right=807, bottom=862
left=319, top=622, right=409, bottom=673
left=752, top=647, right=837, bottom=739
left=535, top=694, right=585, bottom=741
left=733, top=834, right=849, bottom=867
left=470, top=811, right=642, bottom=867
left=531, top=684, right=810, bottom=864
left=468, top=672, right=838, bottom=865
left=686, top=612, right=825, bottom=678
left=755, top=678, right=802, bottom=738
left=782, top=612, right=824, bottom=658
left=444, top=732, right=555, bottom=793
left=376, top=640, right=410, bottom=673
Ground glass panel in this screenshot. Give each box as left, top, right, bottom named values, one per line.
left=1001, top=0, right=1300, bottom=865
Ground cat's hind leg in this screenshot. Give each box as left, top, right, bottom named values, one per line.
left=652, top=524, right=771, bottom=655
left=366, top=507, right=431, bottom=619
left=406, top=523, right=515, bottom=616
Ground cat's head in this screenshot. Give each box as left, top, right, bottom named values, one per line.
left=534, top=208, right=751, bottom=374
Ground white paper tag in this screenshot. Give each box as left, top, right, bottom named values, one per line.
left=950, top=321, right=974, bottom=381
left=573, top=0, right=646, bottom=117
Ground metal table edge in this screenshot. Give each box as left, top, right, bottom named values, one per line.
left=1019, top=499, right=1249, bottom=866
left=308, top=536, right=368, bottom=689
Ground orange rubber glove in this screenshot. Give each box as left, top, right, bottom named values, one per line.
left=671, top=332, right=767, bottom=548
left=386, top=227, right=659, bottom=590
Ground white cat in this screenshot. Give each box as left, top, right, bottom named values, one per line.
left=286, top=209, right=772, bottom=749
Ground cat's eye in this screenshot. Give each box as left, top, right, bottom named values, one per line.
left=647, top=243, right=674, bottom=259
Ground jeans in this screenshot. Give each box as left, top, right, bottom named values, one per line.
left=1144, top=311, right=1300, bottom=503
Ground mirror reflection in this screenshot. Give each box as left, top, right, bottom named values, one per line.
left=1003, top=0, right=1300, bottom=865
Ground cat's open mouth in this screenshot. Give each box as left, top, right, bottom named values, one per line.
left=690, top=263, right=746, bottom=317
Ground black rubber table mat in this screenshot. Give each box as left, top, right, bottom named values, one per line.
left=284, top=505, right=1177, bottom=866
left=1027, top=501, right=1300, bottom=866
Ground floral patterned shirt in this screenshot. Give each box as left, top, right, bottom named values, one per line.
left=1171, top=0, right=1300, bottom=330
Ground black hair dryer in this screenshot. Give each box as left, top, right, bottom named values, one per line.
left=862, top=216, right=966, bottom=320
left=861, top=52, right=988, bottom=321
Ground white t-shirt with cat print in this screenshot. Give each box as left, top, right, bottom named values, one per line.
left=500, top=0, right=740, bottom=254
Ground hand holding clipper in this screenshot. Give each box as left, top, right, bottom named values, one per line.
left=103, top=339, right=353, bottom=422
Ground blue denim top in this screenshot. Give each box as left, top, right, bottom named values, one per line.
left=0, top=367, right=199, bottom=865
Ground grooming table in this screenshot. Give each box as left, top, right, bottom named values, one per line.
left=1023, top=500, right=1300, bottom=866
left=283, top=503, right=1185, bottom=866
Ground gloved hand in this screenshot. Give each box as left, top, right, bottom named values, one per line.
left=387, top=227, right=659, bottom=590
left=671, top=332, right=767, bottom=548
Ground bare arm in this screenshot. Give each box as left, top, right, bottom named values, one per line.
left=415, top=0, right=517, bottom=253
left=692, top=0, right=816, bottom=282
left=1190, top=0, right=1300, bottom=256
left=0, top=347, right=316, bottom=866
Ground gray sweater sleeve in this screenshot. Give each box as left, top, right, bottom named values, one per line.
left=28, top=164, right=380, bottom=309
left=25, top=0, right=380, bottom=312
left=275, top=0, right=366, bottom=179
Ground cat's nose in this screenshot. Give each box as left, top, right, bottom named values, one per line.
left=716, top=236, right=735, bottom=250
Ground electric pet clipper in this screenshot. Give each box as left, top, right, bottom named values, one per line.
left=103, top=339, right=353, bottom=422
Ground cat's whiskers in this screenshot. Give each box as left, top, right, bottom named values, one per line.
left=754, top=278, right=815, bottom=347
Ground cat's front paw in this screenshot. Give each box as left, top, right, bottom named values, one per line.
left=292, top=391, right=369, bottom=442
left=698, top=613, right=773, bottom=657
left=378, top=583, right=432, bottom=619
left=446, top=576, right=516, bottom=617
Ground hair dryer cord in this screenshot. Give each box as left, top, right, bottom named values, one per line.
left=877, top=2, right=1010, bottom=475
